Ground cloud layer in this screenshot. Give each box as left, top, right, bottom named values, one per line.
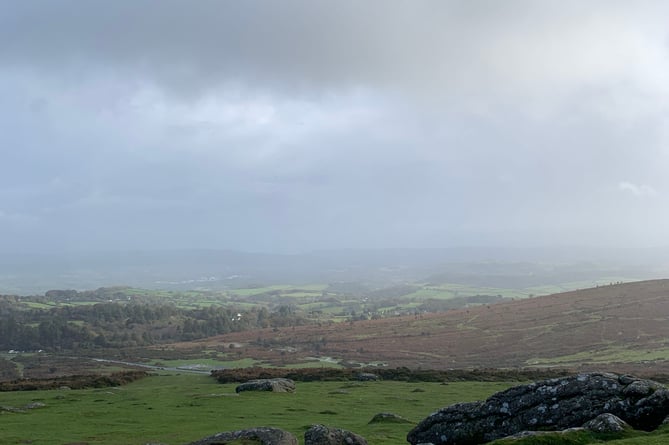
left=1, top=1, right=668, bottom=253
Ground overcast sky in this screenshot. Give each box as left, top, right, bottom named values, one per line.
left=1, top=0, right=669, bottom=254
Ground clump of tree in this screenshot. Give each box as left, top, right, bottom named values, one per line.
left=0, top=297, right=307, bottom=352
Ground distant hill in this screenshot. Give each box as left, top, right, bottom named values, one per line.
left=1, top=247, right=667, bottom=294
left=216, top=279, right=669, bottom=373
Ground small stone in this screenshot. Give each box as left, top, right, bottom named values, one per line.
left=235, top=378, right=296, bottom=393
left=304, top=424, right=367, bottom=445
left=355, top=373, right=379, bottom=381
left=23, top=402, right=46, bottom=410
left=368, top=412, right=413, bottom=424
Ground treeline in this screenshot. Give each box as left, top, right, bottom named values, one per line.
left=0, top=296, right=306, bottom=352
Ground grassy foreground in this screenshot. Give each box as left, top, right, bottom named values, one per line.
left=2, top=373, right=669, bottom=445
left=0, top=373, right=510, bottom=445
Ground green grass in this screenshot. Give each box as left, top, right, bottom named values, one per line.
left=606, top=427, right=669, bottom=444
left=526, top=346, right=669, bottom=366
left=280, top=292, right=323, bottom=299
left=0, top=374, right=513, bottom=445
left=490, top=426, right=669, bottom=445
left=23, top=301, right=56, bottom=309
left=229, top=285, right=300, bottom=296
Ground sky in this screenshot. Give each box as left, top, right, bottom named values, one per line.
left=1, top=0, right=669, bottom=254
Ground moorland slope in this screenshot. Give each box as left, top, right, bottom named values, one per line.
left=204, top=279, right=669, bottom=374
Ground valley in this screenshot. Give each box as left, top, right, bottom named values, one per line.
left=4, top=276, right=669, bottom=445
left=4, top=279, right=669, bottom=379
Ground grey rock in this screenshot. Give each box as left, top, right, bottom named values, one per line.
left=235, top=378, right=296, bottom=393
left=186, top=427, right=298, bottom=445
left=355, top=373, right=379, bottom=381
left=368, top=412, right=413, bottom=424
left=23, top=402, right=46, bottom=409
left=407, top=372, right=669, bottom=445
left=304, top=424, right=368, bottom=445
left=583, top=413, right=630, bottom=433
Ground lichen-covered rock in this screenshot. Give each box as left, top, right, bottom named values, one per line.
left=186, top=427, right=298, bottom=445
left=304, top=424, right=367, bottom=445
left=368, top=412, right=413, bottom=424
left=583, top=413, right=630, bottom=433
left=407, top=373, right=669, bottom=445
left=235, top=378, right=296, bottom=393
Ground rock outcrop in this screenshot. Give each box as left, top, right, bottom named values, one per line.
left=304, top=424, right=368, bottom=445
left=186, top=427, right=298, bottom=445
left=368, top=412, right=413, bottom=424
left=407, top=372, right=669, bottom=445
left=235, top=378, right=296, bottom=393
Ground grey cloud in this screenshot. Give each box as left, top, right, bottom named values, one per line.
left=1, top=1, right=669, bottom=254
left=3, top=1, right=669, bottom=103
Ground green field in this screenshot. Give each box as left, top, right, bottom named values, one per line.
left=12, top=278, right=642, bottom=323
left=1, top=373, right=669, bottom=445
left=526, top=346, right=669, bottom=367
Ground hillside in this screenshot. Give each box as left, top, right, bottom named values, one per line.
left=203, top=279, right=669, bottom=373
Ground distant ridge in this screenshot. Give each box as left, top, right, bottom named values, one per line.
left=1, top=247, right=666, bottom=294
